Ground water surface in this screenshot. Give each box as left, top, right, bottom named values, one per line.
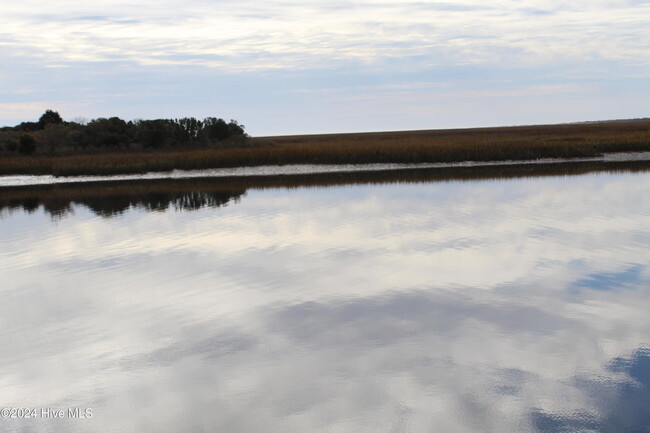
left=1, top=167, right=649, bottom=432
left=2, top=151, right=649, bottom=188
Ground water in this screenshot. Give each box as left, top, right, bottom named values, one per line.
left=2, top=152, right=650, bottom=188
left=1, top=166, right=649, bottom=432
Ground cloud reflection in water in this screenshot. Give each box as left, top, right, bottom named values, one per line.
left=0, top=170, right=649, bottom=432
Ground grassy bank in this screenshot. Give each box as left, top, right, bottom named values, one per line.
left=3, top=159, right=650, bottom=219
left=1, top=120, right=649, bottom=176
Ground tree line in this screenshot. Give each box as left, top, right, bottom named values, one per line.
left=0, top=110, right=248, bottom=155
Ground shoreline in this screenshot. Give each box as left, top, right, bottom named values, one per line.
left=2, top=119, right=650, bottom=178
left=3, top=158, right=650, bottom=220
left=2, top=151, right=650, bottom=188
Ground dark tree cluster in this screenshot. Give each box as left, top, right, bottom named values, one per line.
left=0, top=189, right=246, bottom=219
left=0, top=110, right=248, bottom=155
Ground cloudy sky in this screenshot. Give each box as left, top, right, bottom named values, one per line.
left=2, top=0, right=649, bottom=135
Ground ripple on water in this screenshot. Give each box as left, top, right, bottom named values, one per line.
left=1, top=170, right=650, bottom=432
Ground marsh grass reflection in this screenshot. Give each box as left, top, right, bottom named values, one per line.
left=0, top=182, right=246, bottom=218
left=1, top=160, right=649, bottom=433
left=1, top=159, right=649, bottom=219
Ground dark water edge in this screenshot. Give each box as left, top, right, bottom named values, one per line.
left=2, top=159, right=650, bottom=219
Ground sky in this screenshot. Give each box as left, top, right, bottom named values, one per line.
left=1, top=0, right=649, bottom=136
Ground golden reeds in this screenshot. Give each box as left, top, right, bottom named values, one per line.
left=1, top=120, right=649, bottom=176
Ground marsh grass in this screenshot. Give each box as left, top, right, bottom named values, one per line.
left=1, top=120, right=649, bottom=176
left=2, top=159, right=650, bottom=221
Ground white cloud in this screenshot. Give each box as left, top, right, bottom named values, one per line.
left=1, top=0, right=649, bottom=132
left=2, top=0, right=649, bottom=72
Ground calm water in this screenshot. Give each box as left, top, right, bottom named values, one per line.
left=1, top=168, right=649, bottom=432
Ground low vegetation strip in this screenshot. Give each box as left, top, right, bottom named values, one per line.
left=2, top=160, right=650, bottom=220
left=1, top=111, right=649, bottom=177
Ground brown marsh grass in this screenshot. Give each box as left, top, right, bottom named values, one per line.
left=2, top=159, right=650, bottom=220
left=1, top=120, right=649, bottom=176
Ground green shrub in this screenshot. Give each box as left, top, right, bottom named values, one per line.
left=18, top=134, right=37, bottom=155
left=38, top=109, right=63, bottom=128
left=3, top=139, right=18, bottom=152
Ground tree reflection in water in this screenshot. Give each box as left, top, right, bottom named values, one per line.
left=2, top=159, right=649, bottom=220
